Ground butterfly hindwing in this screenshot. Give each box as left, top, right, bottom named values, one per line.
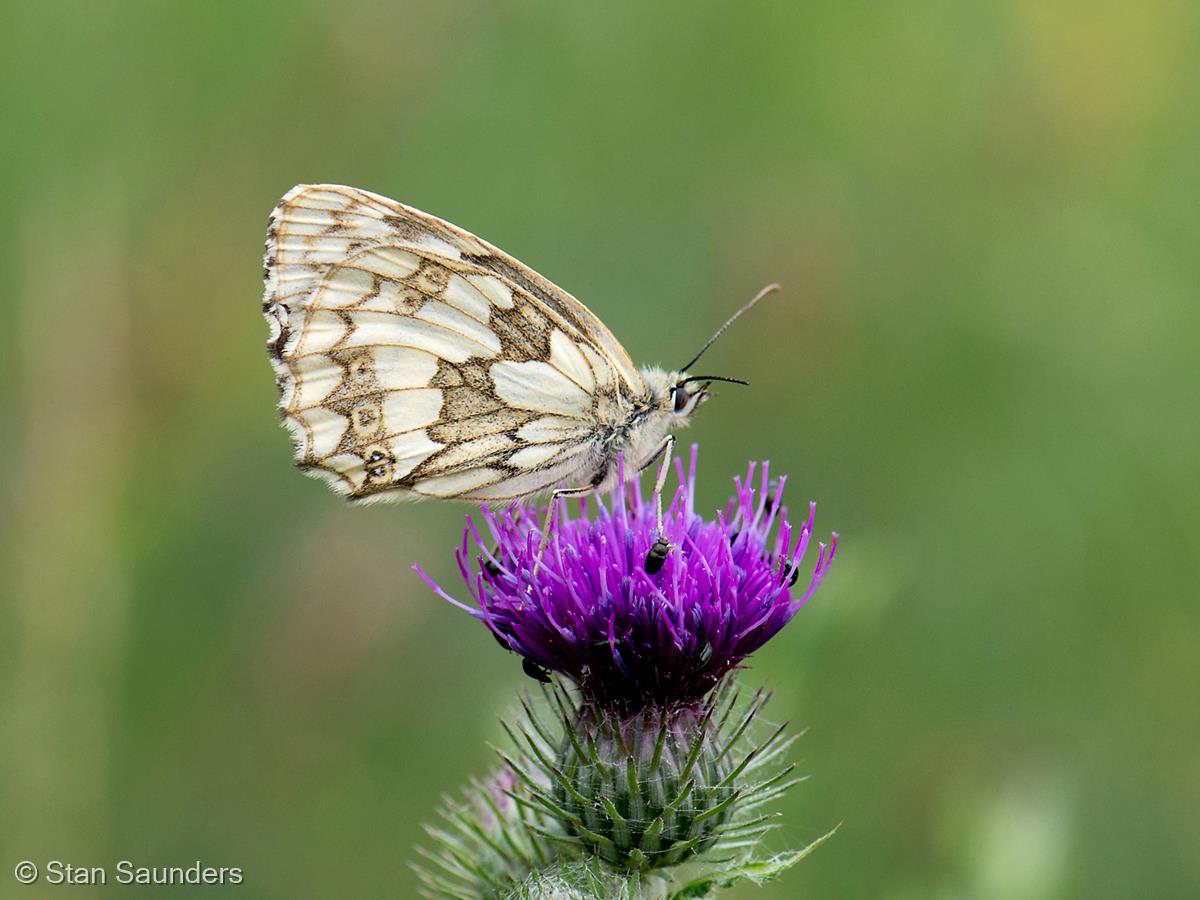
left=263, top=184, right=644, bottom=501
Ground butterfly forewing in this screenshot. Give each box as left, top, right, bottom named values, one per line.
left=263, top=184, right=645, bottom=501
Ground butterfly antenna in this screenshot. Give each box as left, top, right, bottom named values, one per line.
left=678, top=283, right=781, bottom=373
left=677, top=374, right=750, bottom=388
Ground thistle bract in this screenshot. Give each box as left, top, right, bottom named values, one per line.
left=497, top=683, right=800, bottom=875
left=553, top=701, right=732, bottom=869
left=413, top=766, right=557, bottom=898
left=417, top=446, right=838, bottom=711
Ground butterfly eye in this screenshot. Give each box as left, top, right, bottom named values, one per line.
left=672, top=386, right=691, bottom=413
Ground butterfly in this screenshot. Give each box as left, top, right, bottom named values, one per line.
left=262, top=184, right=775, bottom=507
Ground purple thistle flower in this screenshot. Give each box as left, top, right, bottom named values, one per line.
left=415, top=446, right=838, bottom=711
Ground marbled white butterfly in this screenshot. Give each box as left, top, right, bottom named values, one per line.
left=263, top=184, right=774, bottom=506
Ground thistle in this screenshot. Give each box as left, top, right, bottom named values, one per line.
left=414, top=447, right=838, bottom=898
left=413, top=767, right=557, bottom=898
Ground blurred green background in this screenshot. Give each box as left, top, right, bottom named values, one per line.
left=2, top=2, right=1197, bottom=897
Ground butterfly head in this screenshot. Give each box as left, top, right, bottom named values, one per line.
left=640, top=368, right=747, bottom=426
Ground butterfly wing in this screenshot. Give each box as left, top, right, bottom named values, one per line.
left=263, top=184, right=645, bottom=501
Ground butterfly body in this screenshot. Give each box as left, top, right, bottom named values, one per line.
left=263, top=185, right=708, bottom=503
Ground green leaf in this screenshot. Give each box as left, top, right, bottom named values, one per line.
left=666, top=825, right=839, bottom=899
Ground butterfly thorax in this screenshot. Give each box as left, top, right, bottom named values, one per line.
left=580, top=366, right=698, bottom=490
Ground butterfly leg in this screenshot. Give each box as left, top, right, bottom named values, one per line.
left=633, top=436, right=676, bottom=574
left=636, top=434, right=676, bottom=537
left=535, top=483, right=596, bottom=570
left=652, top=435, right=675, bottom=536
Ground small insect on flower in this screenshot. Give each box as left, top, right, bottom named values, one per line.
left=521, top=658, right=553, bottom=684
left=644, top=535, right=672, bottom=574
left=262, top=184, right=777, bottom=513
left=416, top=446, right=838, bottom=711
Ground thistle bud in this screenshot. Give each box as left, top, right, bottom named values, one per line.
left=412, top=766, right=556, bottom=898
left=495, top=682, right=797, bottom=874
left=553, top=702, right=732, bottom=869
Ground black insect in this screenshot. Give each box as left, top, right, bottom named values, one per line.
left=482, top=544, right=503, bottom=578
left=763, top=479, right=782, bottom=514
left=645, top=536, right=671, bottom=574
left=522, top=658, right=553, bottom=684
